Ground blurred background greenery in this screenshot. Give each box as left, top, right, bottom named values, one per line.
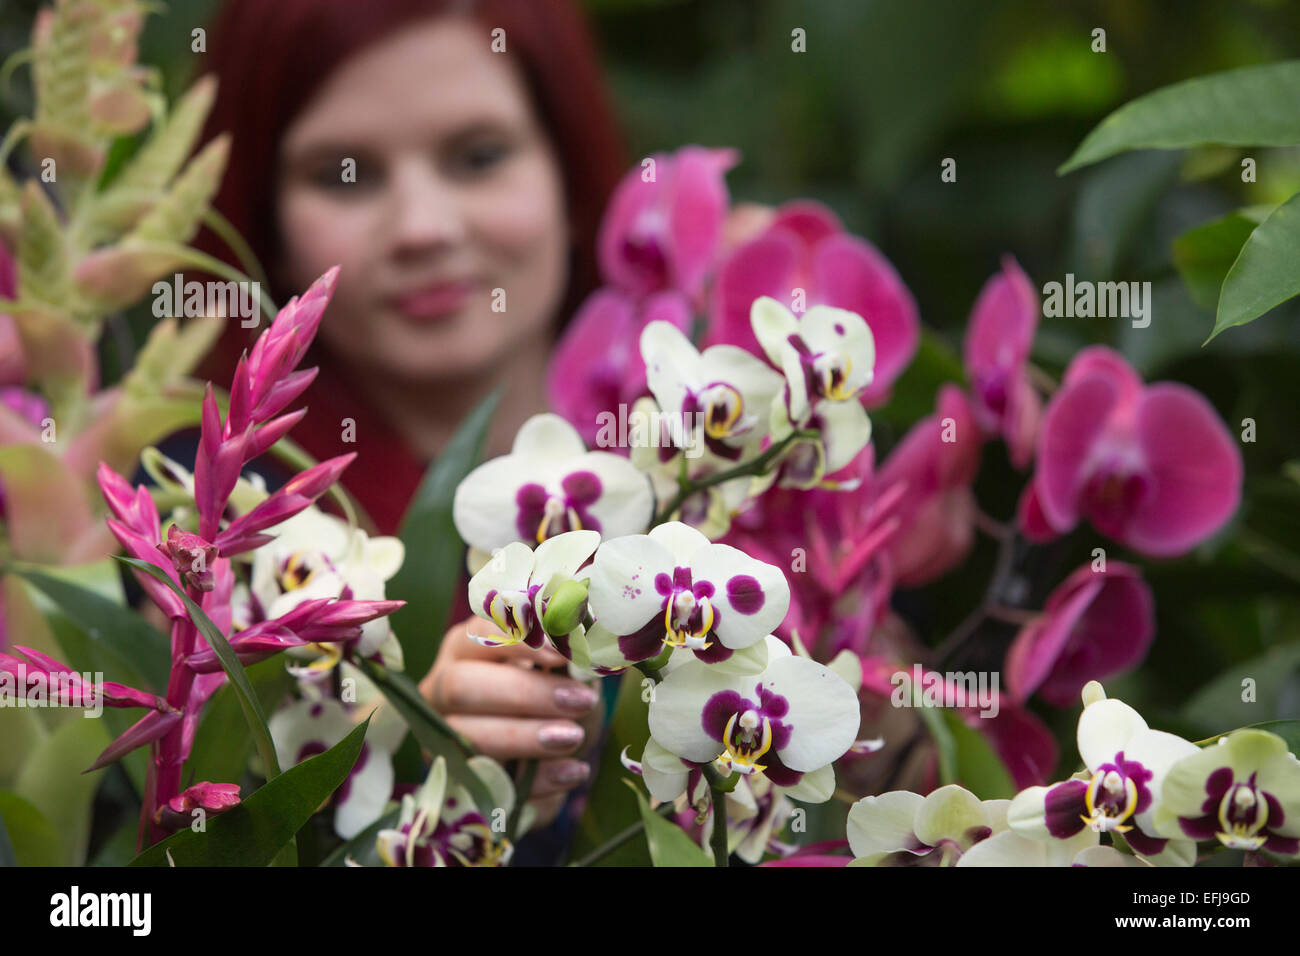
left=2, top=0, right=1298, bottom=771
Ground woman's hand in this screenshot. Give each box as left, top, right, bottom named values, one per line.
left=419, top=615, right=602, bottom=829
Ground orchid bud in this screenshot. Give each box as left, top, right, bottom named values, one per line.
left=542, top=579, right=588, bottom=637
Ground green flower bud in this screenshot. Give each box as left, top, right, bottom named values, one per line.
left=542, top=579, right=588, bottom=638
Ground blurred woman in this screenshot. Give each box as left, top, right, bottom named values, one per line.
left=197, top=0, right=630, bottom=835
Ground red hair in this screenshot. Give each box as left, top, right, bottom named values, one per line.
left=190, top=0, right=629, bottom=532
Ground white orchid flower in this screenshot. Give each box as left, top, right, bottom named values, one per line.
left=249, top=506, right=405, bottom=665
left=750, top=297, right=876, bottom=424
left=586, top=521, right=790, bottom=666
left=1006, top=681, right=1198, bottom=866
left=453, top=414, right=653, bottom=554
left=268, top=686, right=407, bottom=840
left=466, top=530, right=599, bottom=649
left=848, top=785, right=1009, bottom=866
left=640, top=320, right=784, bottom=464
left=375, top=755, right=528, bottom=867
left=647, top=635, right=859, bottom=791
left=1153, top=728, right=1300, bottom=857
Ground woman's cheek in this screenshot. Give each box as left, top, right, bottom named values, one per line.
left=278, top=191, right=379, bottom=289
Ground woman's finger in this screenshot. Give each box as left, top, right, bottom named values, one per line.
left=432, top=660, right=600, bottom=719
left=445, top=715, right=587, bottom=761
left=443, top=617, right=570, bottom=669
left=529, top=758, right=591, bottom=798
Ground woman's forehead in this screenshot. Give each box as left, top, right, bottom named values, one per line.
left=282, top=15, right=535, bottom=151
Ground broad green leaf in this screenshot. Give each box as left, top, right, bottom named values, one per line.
left=1182, top=642, right=1300, bottom=735
left=1172, top=211, right=1260, bottom=310
left=569, top=672, right=652, bottom=866
left=1211, top=191, right=1300, bottom=342
left=0, top=800, right=15, bottom=866
left=130, top=718, right=370, bottom=867
left=623, top=779, right=711, bottom=867
left=88, top=819, right=143, bottom=867
left=116, top=558, right=281, bottom=785
left=354, top=657, right=495, bottom=815
left=1061, top=61, right=1300, bottom=174
left=320, top=806, right=400, bottom=867
left=1068, top=150, right=1182, bottom=281
left=942, top=710, right=1016, bottom=800
left=14, top=717, right=111, bottom=865
left=14, top=566, right=170, bottom=693
left=0, top=791, right=62, bottom=866
left=387, top=388, right=501, bottom=681
left=917, top=703, right=957, bottom=785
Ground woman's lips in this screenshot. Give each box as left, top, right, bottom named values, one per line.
left=390, top=280, right=477, bottom=321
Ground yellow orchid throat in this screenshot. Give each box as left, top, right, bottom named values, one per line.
left=1080, top=768, right=1139, bottom=833
left=1215, top=784, right=1269, bottom=851
left=720, top=708, right=774, bottom=776
left=661, top=590, right=714, bottom=649
left=701, top=384, right=745, bottom=439
left=536, top=496, right=582, bottom=544
left=815, top=353, right=858, bottom=401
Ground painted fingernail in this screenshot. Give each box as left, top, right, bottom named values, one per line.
left=554, top=684, right=599, bottom=713
left=538, top=723, right=584, bottom=751
left=550, top=760, right=590, bottom=786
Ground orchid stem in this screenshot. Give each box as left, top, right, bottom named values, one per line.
left=931, top=516, right=1023, bottom=666
left=708, top=785, right=730, bottom=867
left=652, top=429, right=818, bottom=526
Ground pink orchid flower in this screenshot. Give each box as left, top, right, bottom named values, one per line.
left=876, top=385, right=983, bottom=588
left=705, top=201, right=919, bottom=406
left=597, top=145, right=738, bottom=302
left=1005, top=562, right=1154, bottom=708
left=1020, top=346, right=1242, bottom=556
left=546, top=288, right=691, bottom=447
left=962, top=256, right=1041, bottom=469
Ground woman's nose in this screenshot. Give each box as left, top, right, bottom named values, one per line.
left=384, top=160, right=468, bottom=255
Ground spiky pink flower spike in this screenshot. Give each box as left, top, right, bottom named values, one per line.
left=88, top=267, right=403, bottom=846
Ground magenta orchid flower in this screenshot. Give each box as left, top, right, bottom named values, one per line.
left=1020, top=346, right=1242, bottom=556
left=597, top=145, right=738, bottom=302
left=706, top=201, right=919, bottom=405
left=154, top=782, right=241, bottom=832
left=962, top=256, right=1041, bottom=469
left=547, top=288, right=692, bottom=447
left=1006, top=562, right=1154, bottom=708
left=876, top=385, right=982, bottom=587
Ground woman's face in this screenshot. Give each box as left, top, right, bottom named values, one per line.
left=276, top=15, right=570, bottom=384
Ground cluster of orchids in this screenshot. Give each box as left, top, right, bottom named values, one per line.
left=1, top=269, right=404, bottom=845
left=436, top=144, right=1252, bottom=866
left=847, top=681, right=1300, bottom=866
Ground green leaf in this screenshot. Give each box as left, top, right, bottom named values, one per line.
left=623, top=779, right=712, bottom=867
left=1210, top=191, right=1300, bottom=342
left=14, top=717, right=111, bottom=865
left=1061, top=61, right=1300, bottom=174
left=353, top=657, right=495, bottom=815
left=115, top=557, right=281, bottom=784
left=0, top=797, right=15, bottom=866
left=1182, top=642, right=1300, bottom=735
left=387, top=389, right=501, bottom=681
left=917, top=705, right=956, bottom=785
left=320, top=805, right=400, bottom=867
left=0, top=792, right=62, bottom=866
left=1068, top=150, right=1182, bottom=280
left=130, top=718, right=370, bottom=867
left=942, top=710, right=1016, bottom=800
left=13, top=566, right=170, bottom=693
left=1172, top=211, right=1261, bottom=311
left=569, top=672, right=653, bottom=866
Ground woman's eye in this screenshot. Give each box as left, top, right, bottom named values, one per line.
left=456, top=141, right=510, bottom=174
left=308, top=157, right=382, bottom=192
